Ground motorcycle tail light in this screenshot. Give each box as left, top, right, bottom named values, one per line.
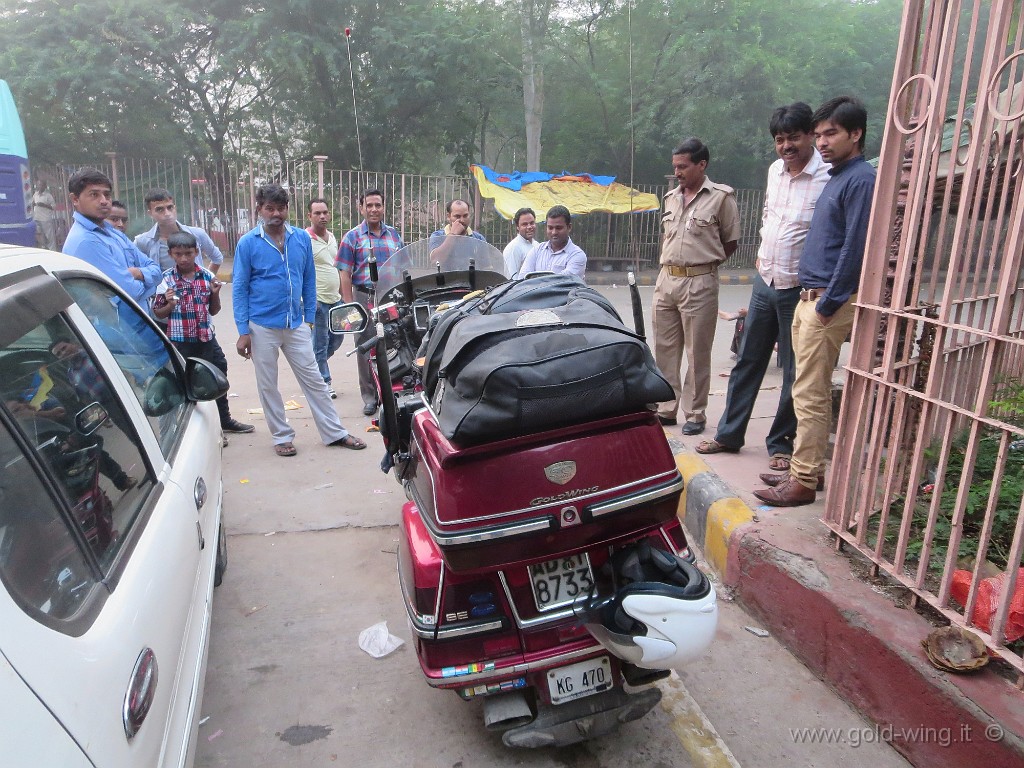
left=440, top=575, right=505, bottom=624
left=398, top=510, right=441, bottom=623
left=422, top=633, right=519, bottom=670
left=415, top=585, right=439, bottom=619
left=483, top=634, right=520, bottom=657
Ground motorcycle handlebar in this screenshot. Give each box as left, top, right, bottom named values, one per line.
left=347, top=335, right=380, bottom=357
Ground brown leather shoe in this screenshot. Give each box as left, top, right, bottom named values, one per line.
left=753, top=477, right=817, bottom=507
left=758, top=472, right=825, bottom=491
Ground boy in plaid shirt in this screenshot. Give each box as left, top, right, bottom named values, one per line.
left=153, top=231, right=253, bottom=434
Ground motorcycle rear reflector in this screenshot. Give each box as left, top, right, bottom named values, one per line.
left=469, top=590, right=497, bottom=618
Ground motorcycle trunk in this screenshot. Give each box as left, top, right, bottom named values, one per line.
left=398, top=406, right=688, bottom=747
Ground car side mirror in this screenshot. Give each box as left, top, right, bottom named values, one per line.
left=184, top=357, right=229, bottom=402
left=329, top=302, right=369, bottom=335
left=74, top=402, right=108, bottom=436
left=143, top=369, right=186, bottom=416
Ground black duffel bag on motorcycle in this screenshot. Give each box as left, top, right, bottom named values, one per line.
left=469, top=273, right=620, bottom=317
left=422, top=295, right=674, bottom=446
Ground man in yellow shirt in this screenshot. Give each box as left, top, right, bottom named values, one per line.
left=307, top=198, right=342, bottom=398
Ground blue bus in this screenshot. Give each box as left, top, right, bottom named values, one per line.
left=0, top=80, right=34, bottom=246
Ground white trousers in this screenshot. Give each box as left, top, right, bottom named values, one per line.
left=249, top=323, right=349, bottom=445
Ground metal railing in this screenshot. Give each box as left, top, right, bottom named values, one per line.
left=33, top=158, right=763, bottom=271
left=828, top=0, right=1024, bottom=682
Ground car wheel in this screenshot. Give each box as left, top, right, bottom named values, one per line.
left=214, top=522, right=227, bottom=587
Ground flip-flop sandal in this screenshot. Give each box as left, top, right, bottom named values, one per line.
left=695, top=439, right=738, bottom=455
left=330, top=435, right=367, bottom=450
left=768, top=455, right=791, bottom=471
left=274, top=442, right=297, bottom=457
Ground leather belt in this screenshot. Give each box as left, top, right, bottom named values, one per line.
left=353, top=284, right=371, bottom=295
left=800, top=288, right=825, bottom=301
left=664, top=263, right=716, bottom=278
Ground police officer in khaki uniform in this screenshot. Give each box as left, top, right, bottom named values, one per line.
left=653, top=138, right=740, bottom=435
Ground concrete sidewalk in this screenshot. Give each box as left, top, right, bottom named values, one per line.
left=672, top=370, right=1024, bottom=767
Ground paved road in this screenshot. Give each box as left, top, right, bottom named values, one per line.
left=195, top=284, right=904, bottom=768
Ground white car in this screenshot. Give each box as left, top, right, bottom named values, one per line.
left=0, top=245, right=227, bottom=767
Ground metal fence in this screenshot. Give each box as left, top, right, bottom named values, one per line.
left=33, top=158, right=763, bottom=271
left=827, top=0, right=1024, bottom=681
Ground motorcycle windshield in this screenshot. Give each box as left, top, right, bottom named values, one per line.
left=376, top=235, right=507, bottom=297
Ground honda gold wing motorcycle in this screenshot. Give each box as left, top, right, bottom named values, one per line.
left=331, top=235, right=717, bottom=747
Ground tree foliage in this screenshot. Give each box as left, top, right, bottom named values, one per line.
left=0, top=0, right=903, bottom=188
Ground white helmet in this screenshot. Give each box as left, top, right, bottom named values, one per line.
left=575, top=543, right=718, bottom=670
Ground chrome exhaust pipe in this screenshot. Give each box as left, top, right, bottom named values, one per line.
left=483, top=691, right=534, bottom=731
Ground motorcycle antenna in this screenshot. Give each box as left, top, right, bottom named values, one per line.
left=626, top=0, right=638, bottom=276
left=343, top=27, right=366, bottom=188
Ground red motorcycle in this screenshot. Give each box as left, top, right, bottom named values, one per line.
left=333, top=237, right=717, bottom=747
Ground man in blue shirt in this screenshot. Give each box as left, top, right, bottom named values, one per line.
left=134, top=188, right=225, bottom=274
left=234, top=184, right=365, bottom=456
left=754, top=96, right=876, bottom=507
left=428, top=199, right=487, bottom=263
left=516, top=205, right=587, bottom=280
left=62, top=168, right=162, bottom=309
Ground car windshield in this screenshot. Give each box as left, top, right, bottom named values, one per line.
left=376, top=235, right=506, bottom=297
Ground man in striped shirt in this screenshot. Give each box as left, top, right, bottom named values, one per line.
left=696, top=103, right=830, bottom=468
left=336, top=188, right=405, bottom=416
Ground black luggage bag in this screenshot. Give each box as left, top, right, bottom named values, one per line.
left=421, top=282, right=673, bottom=445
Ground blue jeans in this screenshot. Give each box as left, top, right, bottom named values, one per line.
left=313, top=300, right=344, bottom=383
left=714, top=279, right=799, bottom=456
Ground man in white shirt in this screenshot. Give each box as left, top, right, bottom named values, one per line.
left=516, top=205, right=586, bottom=280
left=695, top=102, right=830, bottom=469
left=503, top=207, right=537, bottom=278
left=32, top=179, right=58, bottom=250
left=307, top=198, right=342, bottom=398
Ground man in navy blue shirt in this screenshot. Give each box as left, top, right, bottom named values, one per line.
left=754, top=96, right=876, bottom=507
left=428, top=199, right=487, bottom=264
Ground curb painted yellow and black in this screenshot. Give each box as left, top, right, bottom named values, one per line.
left=668, top=439, right=754, bottom=577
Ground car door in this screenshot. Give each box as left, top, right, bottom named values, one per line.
left=0, top=651, right=94, bottom=768
left=60, top=273, right=224, bottom=765
left=0, top=267, right=217, bottom=767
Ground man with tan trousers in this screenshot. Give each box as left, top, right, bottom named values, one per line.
left=754, top=96, right=876, bottom=506
left=653, top=137, right=739, bottom=435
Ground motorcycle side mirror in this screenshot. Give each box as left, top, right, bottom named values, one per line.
left=74, top=402, right=109, bottom=436
left=328, top=302, right=369, bottom=335
left=368, top=254, right=379, bottom=283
